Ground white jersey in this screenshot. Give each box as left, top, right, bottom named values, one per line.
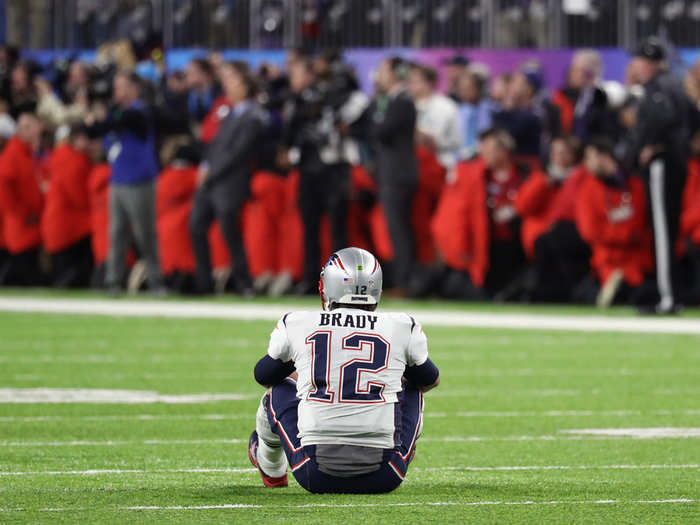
left=266, top=308, right=429, bottom=449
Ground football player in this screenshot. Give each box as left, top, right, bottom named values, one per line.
left=248, top=247, right=440, bottom=493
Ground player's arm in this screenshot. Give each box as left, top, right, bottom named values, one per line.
left=405, top=316, right=440, bottom=393
left=253, top=314, right=296, bottom=388
left=254, top=355, right=295, bottom=387
left=404, top=358, right=440, bottom=393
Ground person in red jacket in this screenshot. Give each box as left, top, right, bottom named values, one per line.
left=0, top=211, right=6, bottom=283
left=156, top=144, right=199, bottom=293
left=0, top=111, right=45, bottom=285
left=549, top=51, right=609, bottom=142
left=431, top=128, right=527, bottom=299
left=514, top=135, right=591, bottom=301
left=680, top=148, right=700, bottom=303
left=575, top=138, right=653, bottom=306
left=41, top=123, right=93, bottom=287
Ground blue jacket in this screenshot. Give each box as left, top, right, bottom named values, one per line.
left=106, top=100, right=159, bottom=185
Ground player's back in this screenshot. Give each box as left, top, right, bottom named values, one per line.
left=270, top=307, right=428, bottom=449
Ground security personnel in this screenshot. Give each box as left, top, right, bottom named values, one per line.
left=631, top=38, right=700, bottom=313
left=371, top=57, right=419, bottom=293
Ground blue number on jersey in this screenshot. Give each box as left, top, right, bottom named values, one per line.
left=306, top=331, right=334, bottom=402
left=306, top=332, right=389, bottom=404
left=340, top=333, right=389, bottom=403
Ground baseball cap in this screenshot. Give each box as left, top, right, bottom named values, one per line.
left=634, top=37, right=666, bottom=61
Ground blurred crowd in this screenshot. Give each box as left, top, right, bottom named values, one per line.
left=1, top=39, right=700, bottom=310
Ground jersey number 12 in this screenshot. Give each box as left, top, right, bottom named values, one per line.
left=306, top=331, right=389, bottom=404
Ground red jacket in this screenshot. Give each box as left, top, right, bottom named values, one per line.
left=0, top=137, right=43, bottom=253
left=413, top=146, right=446, bottom=264
left=88, top=164, right=111, bottom=265
left=200, top=95, right=232, bottom=144
left=551, top=90, right=575, bottom=135
left=681, top=158, right=700, bottom=245
left=514, top=166, right=587, bottom=258
left=156, top=165, right=198, bottom=274
left=575, top=172, right=652, bottom=286
left=41, top=143, right=92, bottom=253
left=432, top=159, right=523, bottom=287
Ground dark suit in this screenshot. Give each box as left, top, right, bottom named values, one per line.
left=190, top=100, right=266, bottom=292
left=282, top=89, right=349, bottom=287
left=372, top=89, right=418, bottom=285
left=631, top=72, right=700, bottom=309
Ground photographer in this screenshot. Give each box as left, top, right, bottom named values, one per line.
left=35, top=61, right=92, bottom=129
left=92, top=71, right=165, bottom=295
left=280, top=55, right=358, bottom=294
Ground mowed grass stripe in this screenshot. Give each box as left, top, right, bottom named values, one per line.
left=3, top=433, right=700, bottom=447
left=2, top=408, right=699, bottom=422
left=0, top=499, right=697, bottom=513
left=1, top=464, right=698, bottom=476
left=1, top=308, right=699, bottom=524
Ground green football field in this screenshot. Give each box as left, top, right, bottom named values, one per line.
left=0, top=293, right=698, bottom=524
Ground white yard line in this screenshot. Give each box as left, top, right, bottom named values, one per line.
left=0, top=464, right=697, bottom=476
left=453, top=409, right=700, bottom=417
left=1, top=296, right=700, bottom=334
left=0, top=439, right=245, bottom=447
left=0, top=414, right=253, bottom=422
left=0, top=388, right=256, bottom=404
left=559, top=427, right=700, bottom=438
left=0, top=468, right=257, bottom=476
left=0, top=499, right=696, bottom=512
left=3, top=430, right=700, bottom=447
left=120, top=499, right=700, bottom=510
left=2, top=408, right=698, bottom=423
left=422, top=434, right=699, bottom=443
left=418, top=464, right=700, bottom=472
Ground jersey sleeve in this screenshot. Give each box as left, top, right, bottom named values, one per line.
left=267, top=314, right=293, bottom=362
left=406, top=316, right=429, bottom=367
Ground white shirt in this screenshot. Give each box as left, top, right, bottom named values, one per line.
left=266, top=308, right=429, bottom=449
left=415, top=93, right=463, bottom=169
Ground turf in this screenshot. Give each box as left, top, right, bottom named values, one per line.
left=0, top=302, right=699, bottom=524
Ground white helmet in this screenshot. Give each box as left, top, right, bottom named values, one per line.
left=319, top=247, right=383, bottom=311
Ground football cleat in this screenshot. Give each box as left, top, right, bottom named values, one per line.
left=248, top=431, right=288, bottom=488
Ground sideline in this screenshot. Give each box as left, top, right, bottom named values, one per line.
left=1, top=297, right=700, bottom=334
